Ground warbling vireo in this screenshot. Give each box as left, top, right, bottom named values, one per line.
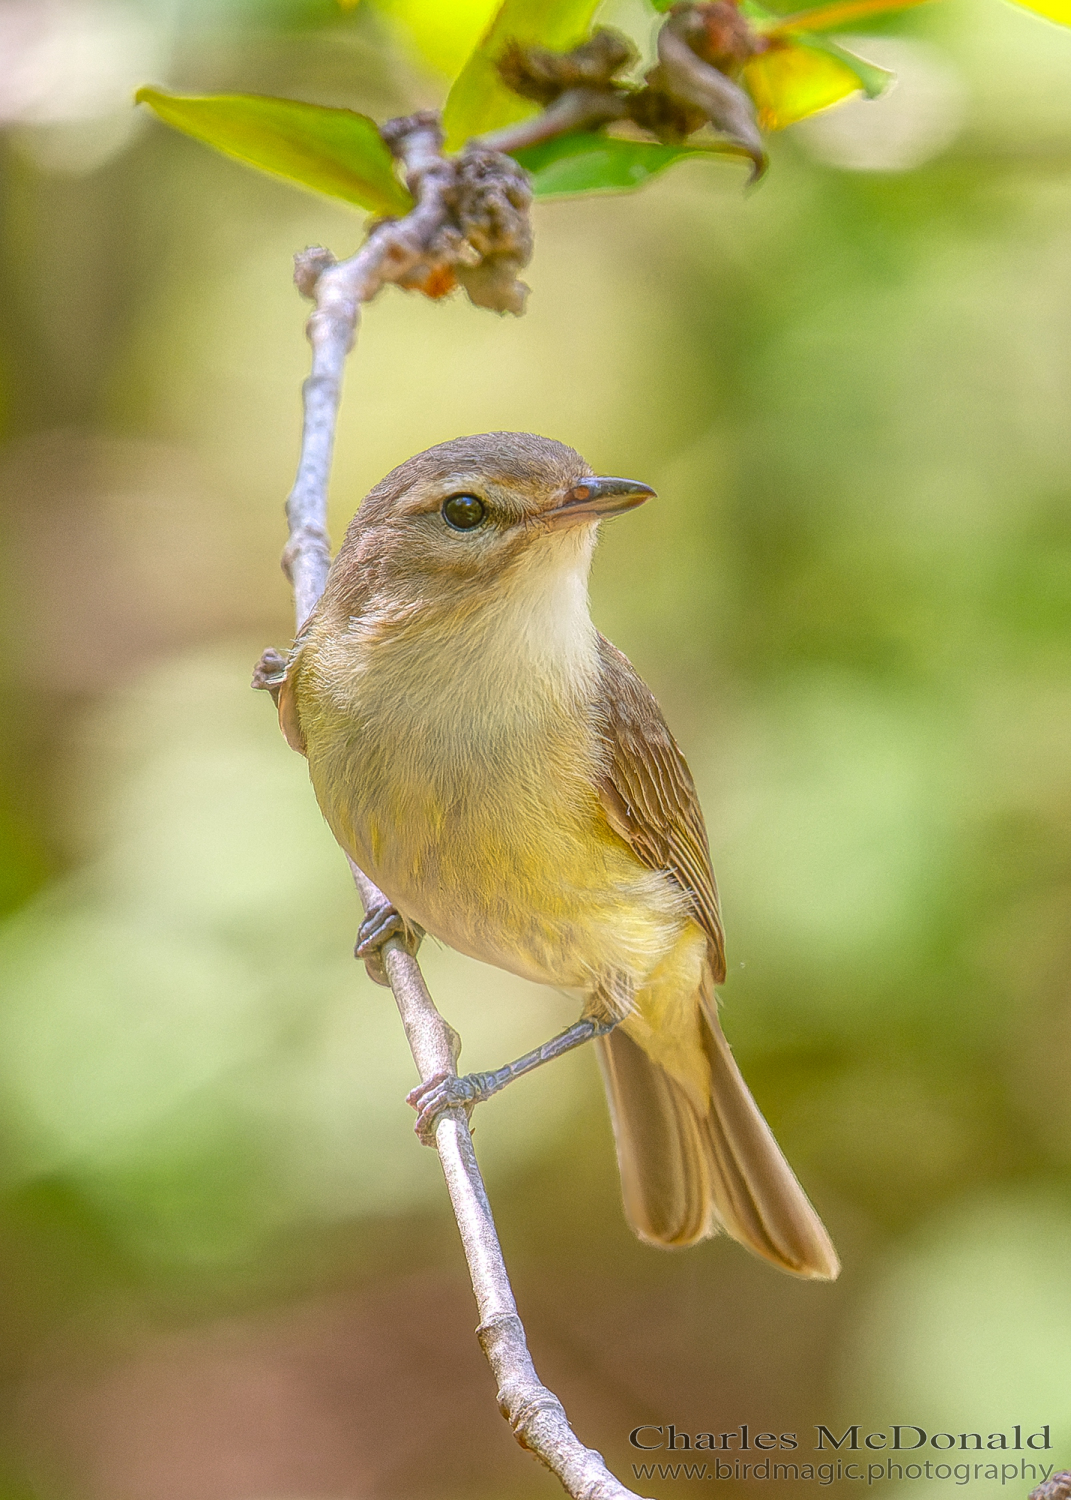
left=273, top=432, right=838, bottom=1279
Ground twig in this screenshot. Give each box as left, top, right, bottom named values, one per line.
left=481, top=86, right=629, bottom=153
left=282, top=114, right=454, bottom=627
left=262, top=112, right=651, bottom=1500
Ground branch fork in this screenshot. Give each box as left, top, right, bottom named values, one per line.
left=487, top=7, right=768, bottom=175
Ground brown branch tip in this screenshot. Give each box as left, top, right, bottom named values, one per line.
left=1030, top=1473, right=1071, bottom=1500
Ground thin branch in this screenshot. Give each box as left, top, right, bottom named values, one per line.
left=282, top=115, right=451, bottom=627
left=481, top=87, right=629, bottom=153
left=263, top=113, right=652, bottom=1500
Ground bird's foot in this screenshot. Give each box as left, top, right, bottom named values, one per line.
left=355, top=900, right=422, bottom=987
left=250, top=647, right=287, bottom=705
left=406, top=1014, right=622, bottom=1144
left=406, top=1069, right=499, bottom=1145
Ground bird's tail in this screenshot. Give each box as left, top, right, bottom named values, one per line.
left=595, top=973, right=839, bottom=1278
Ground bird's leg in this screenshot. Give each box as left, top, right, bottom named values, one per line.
left=355, top=898, right=423, bottom=987
left=407, top=1013, right=621, bottom=1144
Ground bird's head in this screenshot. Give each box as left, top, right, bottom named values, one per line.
left=324, top=432, right=655, bottom=625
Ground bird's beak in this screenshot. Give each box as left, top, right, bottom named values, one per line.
left=543, top=476, right=656, bottom=529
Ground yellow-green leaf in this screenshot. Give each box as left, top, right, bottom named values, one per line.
left=764, top=0, right=933, bottom=32
left=807, top=32, right=892, bottom=95
left=371, top=0, right=502, bottom=78
left=512, top=131, right=748, bottom=195
left=442, top=0, right=602, bottom=151
left=135, top=88, right=413, bottom=216
left=743, top=36, right=890, bottom=129
left=1004, top=0, right=1071, bottom=23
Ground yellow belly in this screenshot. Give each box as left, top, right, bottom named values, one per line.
left=324, top=730, right=687, bottom=994
left=296, top=620, right=713, bottom=1105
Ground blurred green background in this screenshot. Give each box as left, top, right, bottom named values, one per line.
left=0, top=1, right=1070, bottom=1496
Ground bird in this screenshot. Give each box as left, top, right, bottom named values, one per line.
left=272, top=431, right=839, bottom=1279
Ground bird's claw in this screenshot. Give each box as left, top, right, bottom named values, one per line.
left=355, top=902, right=422, bottom=987
left=406, top=1069, right=491, bottom=1145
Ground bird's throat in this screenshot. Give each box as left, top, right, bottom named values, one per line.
left=345, top=523, right=600, bottom=720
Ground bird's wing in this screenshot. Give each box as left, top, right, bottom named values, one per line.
left=277, top=659, right=305, bottom=753
left=594, top=635, right=726, bottom=982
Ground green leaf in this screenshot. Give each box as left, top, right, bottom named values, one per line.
left=764, top=0, right=934, bottom=30
left=370, top=0, right=503, bottom=78
left=442, top=0, right=603, bottom=151
left=743, top=34, right=891, bottom=129
left=511, top=131, right=748, bottom=196
left=804, top=32, right=893, bottom=95
left=135, top=88, right=413, bottom=216
left=1004, top=0, right=1071, bottom=23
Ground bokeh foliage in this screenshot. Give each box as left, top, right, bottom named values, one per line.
left=1, top=0, right=1071, bottom=1497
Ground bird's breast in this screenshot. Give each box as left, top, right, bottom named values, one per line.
left=298, top=616, right=685, bottom=989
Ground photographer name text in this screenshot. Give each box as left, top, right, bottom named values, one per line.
left=628, top=1424, right=1052, bottom=1453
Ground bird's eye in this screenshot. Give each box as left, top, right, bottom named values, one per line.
left=442, top=494, right=486, bottom=531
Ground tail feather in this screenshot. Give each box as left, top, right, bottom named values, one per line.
left=596, top=1028, right=711, bottom=1247
left=699, top=990, right=840, bottom=1279
left=597, top=976, right=839, bottom=1279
